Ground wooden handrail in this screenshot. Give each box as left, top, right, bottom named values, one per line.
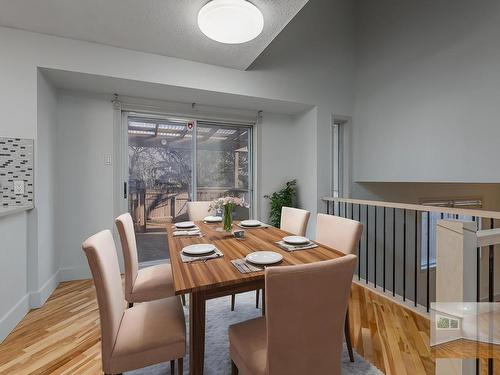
left=322, top=197, right=500, bottom=220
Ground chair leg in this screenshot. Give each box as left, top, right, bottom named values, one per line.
left=231, top=360, right=238, bottom=375
left=345, top=309, right=354, bottom=362
left=178, top=357, right=183, bottom=375
left=255, top=289, right=260, bottom=308
left=181, top=294, right=186, bottom=306
left=128, top=302, right=133, bottom=308
left=231, top=294, right=236, bottom=311
left=170, top=359, right=175, bottom=375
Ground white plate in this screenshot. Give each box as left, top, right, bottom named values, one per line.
left=175, top=221, right=196, bottom=229
left=182, top=244, right=216, bottom=255
left=204, top=216, right=222, bottom=223
left=240, top=219, right=262, bottom=227
left=246, top=251, right=283, bottom=265
left=283, top=236, right=310, bottom=245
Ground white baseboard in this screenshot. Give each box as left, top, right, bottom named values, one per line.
left=59, top=265, right=91, bottom=281
left=29, top=271, right=60, bottom=308
left=0, top=265, right=94, bottom=343
left=0, top=294, right=30, bottom=343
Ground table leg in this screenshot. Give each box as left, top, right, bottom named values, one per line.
left=189, top=291, right=206, bottom=375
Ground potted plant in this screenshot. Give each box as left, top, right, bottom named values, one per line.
left=264, top=179, right=297, bottom=227
left=210, top=196, right=249, bottom=232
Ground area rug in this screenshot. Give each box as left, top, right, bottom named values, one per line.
left=127, top=291, right=383, bottom=375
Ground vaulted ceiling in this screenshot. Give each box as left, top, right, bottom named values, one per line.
left=0, top=0, right=308, bottom=70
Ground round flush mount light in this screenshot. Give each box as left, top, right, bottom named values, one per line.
left=198, top=0, right=264, bottom=44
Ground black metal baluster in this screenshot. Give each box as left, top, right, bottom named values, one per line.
left=473, top=216, right=480, bottom=303
left=350, top=203, right=353, bottom=220
left=326, top=200, right=330, bottom=215
left=427, top=212, right=431, bottom=312
left=489, top=218, right=495, bottom=302
left=358, top=204, right=361, bottom=281
left=403, top=209, right=407, bottom=301
left=393, top=208, right=396, bottom=297
left=374, top=206, right=377, bottom=288
left=344, top=202, right=347, bottom=217
left=414, top=211, right=418, bottom=307
left=366, top=205, right=369, bottom=284
left=333, top=201, right=336, bottom=216
left=383, top=207, right=386, bottom=292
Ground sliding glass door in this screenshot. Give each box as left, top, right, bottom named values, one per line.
left=125, top=113, right=253, bottom=262
left=196, top=121, right=252, bottom=220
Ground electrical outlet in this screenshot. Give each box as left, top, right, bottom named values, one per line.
left=13, top=180, right=25, bottom=195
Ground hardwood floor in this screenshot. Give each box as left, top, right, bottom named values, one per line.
left=2, top=279, right=496, bottom=375
left=349, top=283, right=433, bottom=375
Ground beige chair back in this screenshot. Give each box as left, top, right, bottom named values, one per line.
left=265, top=254, right=357, bottom=375
left=187, top=201, right=212, bottom=221
left=82, top=230, right=125, bottom=370
left=280, top=206, right=310, bottom=236
left=115, top=213, right=139, bottom=298
left=316, top=213, right=363, bottom=255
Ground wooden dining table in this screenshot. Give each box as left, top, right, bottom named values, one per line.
left=167, top=220, right=345, bottom=375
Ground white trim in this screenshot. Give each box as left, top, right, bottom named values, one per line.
left=29, top=271, right=59, bottom=308
left=0, top=294, right=30, bottom=343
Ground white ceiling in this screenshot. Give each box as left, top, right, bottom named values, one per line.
left=0, top=0, right=308, bottom=70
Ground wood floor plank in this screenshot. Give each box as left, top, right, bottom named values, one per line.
left=0, top=279, right=460, bottom=374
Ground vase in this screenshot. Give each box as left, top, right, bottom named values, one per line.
left=223, top=204, right=233, bottom=232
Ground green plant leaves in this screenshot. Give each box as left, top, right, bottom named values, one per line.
left=264, top=179, right=297, bottom=227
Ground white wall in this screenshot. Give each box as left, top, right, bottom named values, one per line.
left=31, top=71, right=58, bottom=305
left=0, top=212, right=28, bottom=340
left=352, top=0, right=500, bottom=183
left=259, top=109, right=317, bottom=236
left=56, top=93, right=115, bottom=280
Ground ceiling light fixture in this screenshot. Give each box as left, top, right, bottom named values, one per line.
left=198, top=0, right=264, bottom=44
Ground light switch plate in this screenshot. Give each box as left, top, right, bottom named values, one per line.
left=104, top=154, right=112, bottom=166
left=13, top=180, right=25, bottom=195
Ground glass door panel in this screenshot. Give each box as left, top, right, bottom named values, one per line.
left=196, top=122, right=252, bottom=220
left=128, top=115, right=193, bottom=262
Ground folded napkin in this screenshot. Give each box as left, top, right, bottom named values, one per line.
left=180, top=248, right=224, bottom=263
left=231, top=258, right=265, bottom=273
left=173, top=229, right=202, bottom=237
left=275, top=240, right=318, bottom=252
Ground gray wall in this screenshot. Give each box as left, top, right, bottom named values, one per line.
left=56, top=93, right=115, bottom=279
left=352, top=0, right=500, bottom=183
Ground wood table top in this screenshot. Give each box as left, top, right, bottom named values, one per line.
left=167, top=221, right=345, bottom=294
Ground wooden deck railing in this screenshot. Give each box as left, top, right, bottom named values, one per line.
left=322, top=197, right=500, bottom=314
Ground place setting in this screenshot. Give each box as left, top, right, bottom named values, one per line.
left=275, top=235, right=318, bottom=252
left=231, top=250, right=283, bottom=273
left=180, top=243, right=224, bottom=263
left=203, top=215, right=223, bottom=224
left=235, top=219, right=270, bottom=229
left=172, top=221, right=203, bottom=237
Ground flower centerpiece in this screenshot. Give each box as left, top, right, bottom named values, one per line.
left=210, top=196, right=249, bottom=232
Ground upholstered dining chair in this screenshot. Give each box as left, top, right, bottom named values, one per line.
left=280, top=206, right=310, bottom=236
left=82, top=230, right=186, bottom=375
left=316, top=213, right=363, bottom=362
left=187, top=201, right=212, bottom=221
left=253, top=206, right=311, bottom=310
left=229, top=254, right=357, bottom=375
left=115, top=213, right=183, bottom=307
